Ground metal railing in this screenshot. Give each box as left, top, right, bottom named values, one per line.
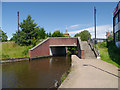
left=88, top=39, right=100, bottom=58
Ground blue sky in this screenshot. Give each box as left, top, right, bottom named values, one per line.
left=2, top=2, right=117, bottom=39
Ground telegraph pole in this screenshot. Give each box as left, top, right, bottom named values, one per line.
left=17, top=11, right=19, bottom=33
left=94, top=7, right=97, bottom=44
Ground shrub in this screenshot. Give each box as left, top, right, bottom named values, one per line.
left=22, top=46, right=32, bottom=56
left=67, top=47, right=78, bottom=56
left=98, top=42, right=107, bottom=48
left=1, top=54, right=9, bottom=59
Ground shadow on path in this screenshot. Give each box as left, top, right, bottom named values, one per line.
left=84, top=64, right=120, bottom=78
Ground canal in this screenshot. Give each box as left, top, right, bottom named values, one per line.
left=2, top=56, right=71, bottom=88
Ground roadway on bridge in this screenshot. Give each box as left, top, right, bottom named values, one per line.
left=59, top=55, right=119, bottom=88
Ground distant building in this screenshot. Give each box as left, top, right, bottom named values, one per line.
left=64, top=30, right=69, bottom=37
left=106, top=32, right=113, bottom=39
left=113, top=1, right=120, bottom=48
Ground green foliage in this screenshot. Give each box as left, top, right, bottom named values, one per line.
left=107, top=41, right=120, bottom=66
left=107, top=35, right=113, bottom=39
left=0, top=54, right=9, bottom=58
left=22, top=46, right=32, bottom=56
left=47, top=32, right=52, bottom=37
left=36, top=28, right=46, bottom=39
left=67, top=47, right=78, bottom=56
left=52, top=30, right=64, bottom=37
left=97, top=42, right=107, bottom=48
left=1, top=42, right=30, bottom=59
left=61, top=69, right=71, bottom=83
left=74, top=30, right=91, bottom=41
left=36, top=40, right=42, bottom=45
left=74, top=33, right=80, bottom=37
left=61, top=72, right=67, bottom=83
left=0, top=29, right=8, bottom=42
left=11, top=15, right=46, bottom=46
left=97, top=41, right=120, bottom=67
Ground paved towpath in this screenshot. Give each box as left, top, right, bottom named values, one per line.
left=59, top=55, right=119, bottom=88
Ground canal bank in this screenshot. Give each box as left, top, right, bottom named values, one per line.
left=0, top=55, right=53, bottom=63
left=58, top=55, right=119, bottom=88
left=0, top=57, right=29, bottom=63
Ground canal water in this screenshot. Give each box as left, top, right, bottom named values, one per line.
left=2, top=56, right=71, bottom=88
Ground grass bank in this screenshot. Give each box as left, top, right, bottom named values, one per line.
left=0, top=40, right=42, bottom=59
left=61, top=69, right=71, bottom=83
left=97, top=41, right=120, bottom=68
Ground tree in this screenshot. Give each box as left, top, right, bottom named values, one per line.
left=36, top=27, right=46, bottom=39
left=74, top=30, right=91, bottom=41
left=67, top=46, right=78, bottom=56
left=10, top=31, right=19, bottom=41
left=0, top=29, right=8, bottom=42
left=52, top=30, right=64, bottom=37
left=48, top=32, right=52, bottom=37
left=11, top=15, right=46, bottom=46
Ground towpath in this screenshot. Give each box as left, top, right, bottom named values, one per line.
left=59, top=55, right=119, bottom=88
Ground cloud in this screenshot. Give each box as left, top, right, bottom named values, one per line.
left=67, top=24, right=91, bottom=29
left=68, top=24, right=80, bottom=29
left=68, top=24, right=113, bottom=38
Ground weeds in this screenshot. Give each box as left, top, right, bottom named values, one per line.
left=97, top=41, right=120, bottom=67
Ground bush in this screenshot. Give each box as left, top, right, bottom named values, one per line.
left=1, top=54, right=9, bottom=59
left=67, top=47, right=78, bottom=56
left=22, top=46, right=32, bottom=56
left=97, top=41, right=120, bottom=67
left=98, top=42, right=107, bottom=48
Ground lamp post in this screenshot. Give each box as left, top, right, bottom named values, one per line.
left=17, top=11, right=19, bottom=44
left=17, top=11, right=19, bottom=33
left=94, top=7, right=97, bottom=45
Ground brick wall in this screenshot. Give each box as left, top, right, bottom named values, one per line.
left=29, top=39, right=50, bottom=58
left=50, top=38, right=77, bottom=45
left=29, top=38, right=78, bottom=58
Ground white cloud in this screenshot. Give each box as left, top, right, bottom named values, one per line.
left=67, top=24, right=91, bottom=29
left=68, top=24, right=113, bottom=39
left=68, top=24, right=80, bottom=29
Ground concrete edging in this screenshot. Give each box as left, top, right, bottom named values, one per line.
left=1, top=57, right=29, bottom=63
left=30, top=55, right=52, bottom=60
left=58, top=55, right=80, bottom=88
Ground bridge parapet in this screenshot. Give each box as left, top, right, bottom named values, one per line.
left=49, top=38, right=77, bottom=46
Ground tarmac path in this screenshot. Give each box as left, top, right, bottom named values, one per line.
left=59, top=55, right=119, bottom=88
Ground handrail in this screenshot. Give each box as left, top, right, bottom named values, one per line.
left=88, top=39, right=100, bottom=59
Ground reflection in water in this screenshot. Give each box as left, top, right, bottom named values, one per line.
left=2, top=56, right=71, bottom=88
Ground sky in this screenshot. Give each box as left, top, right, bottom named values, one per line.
left=2, top=2, right=118, bottom=39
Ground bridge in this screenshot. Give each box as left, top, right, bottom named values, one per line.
left=29, top=37, right=84, bottom=59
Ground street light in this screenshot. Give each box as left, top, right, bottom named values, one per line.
left=94, top=6, right=97, bottom=45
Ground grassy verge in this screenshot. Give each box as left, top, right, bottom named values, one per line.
left=0, top=40, right=42, bottom=59
left=61, top=69, right=71, bottom=83
left=97, top=41, right=120, bottom=68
